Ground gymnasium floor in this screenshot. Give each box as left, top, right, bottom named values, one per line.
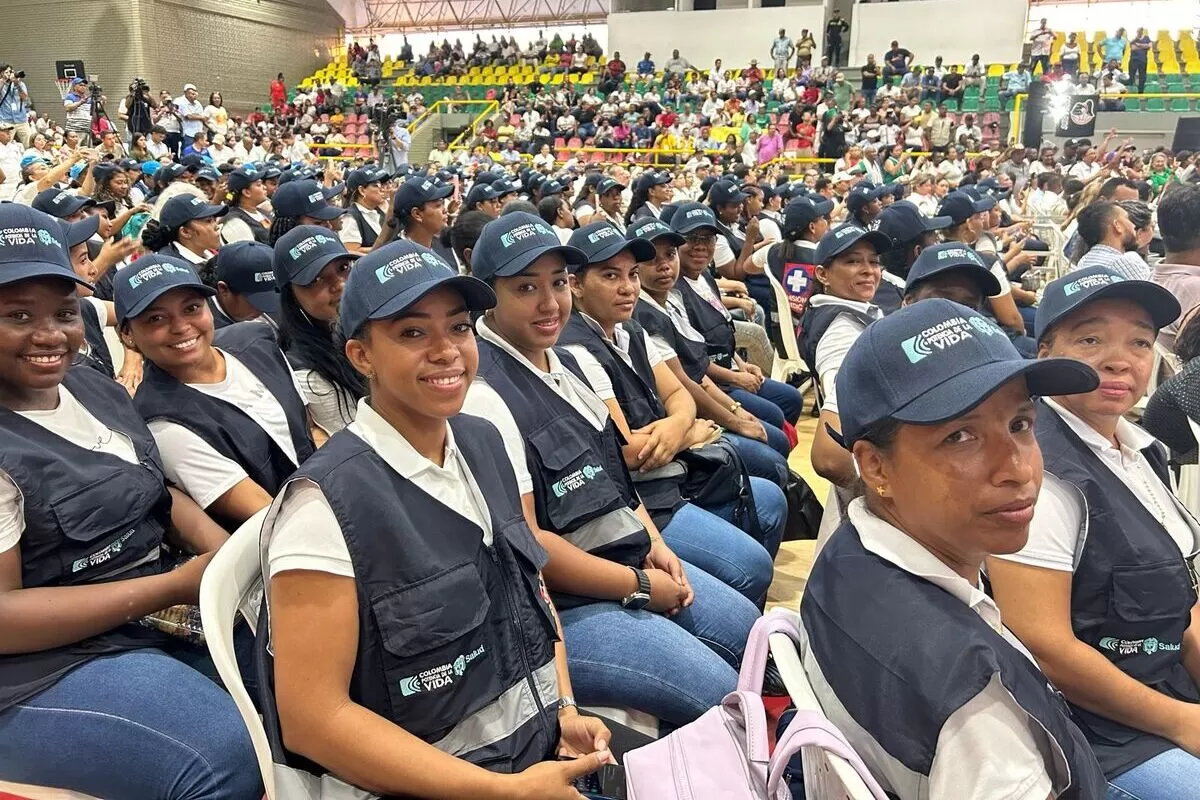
left=766, top=415, right=826, bottom=611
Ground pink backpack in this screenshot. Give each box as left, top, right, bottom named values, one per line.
left=624, top=610, right=889, bottom=800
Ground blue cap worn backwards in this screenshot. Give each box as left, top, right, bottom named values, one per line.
left=340, top=240, right=495, bottom=339
left=114, top=254, right=215, bottom=324
left=834, top=298, right=1098, bottom=448
left=471, top=211, right=587, bottom=282
left=1034, top=266, right=1181, bottom=344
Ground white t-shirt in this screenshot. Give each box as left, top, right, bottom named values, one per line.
left=803, top=498, right=1055, bottom=800
left=996, top=400, right=1199, bottom=572
left=148, top=350, right=306, bottom=509
left=265, top=400, right=497, bottom=581
left=0, top=386, right=138, bottom=553
left=713, top=223, right=744, bottom=270
left=684, top=274, right=732, bottom=321
left=560, top=314, right=665, bottom=403
left=810, top=295, right=882, bottom=415
left=338, top=203, right=384, bottom=247
left=220, top=209, right=270, bottom=245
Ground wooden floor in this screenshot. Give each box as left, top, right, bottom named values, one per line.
left=766, top=414, right=827, bottom=611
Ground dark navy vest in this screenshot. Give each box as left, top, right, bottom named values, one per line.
left=675, top=272, right=736, bottom=369
left=258, top=415, right=560, bottom=774
left=346, top=204, right=380, bottom=247
left=76, top=299, right=115, bottom=378
left=803, top=520, right=1108, bottom=797
left=134, top=322, right=314, bottom=501
left=225, top=205, right=272, bottom=244
left=798, top=302, right=877, bottom=376
left=1037, top=403, right=1200, bottom=777
left=633, top=297, right=710, bottom=384
left=207, top=297, right=236, bottom=330
left=474, top=341, right=651, bottom=585
left=0, top=367, right=172, bottom=709
left=557, top=313, right=665, bottom=431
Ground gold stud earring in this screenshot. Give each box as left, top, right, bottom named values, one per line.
left=876, top=485, right=889, bottom=497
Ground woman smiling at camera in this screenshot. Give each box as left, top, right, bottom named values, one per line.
left=116, top=254, right=318, bottom=528
left=260, top=239, right=618, bottom=798
left=0, top=206, right=260, bottom=799
left=800, top=298, right=1106, bottom=799
left=989, top=267, right=1200, bottom=798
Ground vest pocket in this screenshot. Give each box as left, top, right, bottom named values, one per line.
left=528, top=422, right=627, bottom=532
left=49, top=475, right=164, bottom=581
left=373, top=564, right=491, bottom=656
left=1100, top=560, right=1195, bottom=680
left=500, top=521, right=558, bottom=637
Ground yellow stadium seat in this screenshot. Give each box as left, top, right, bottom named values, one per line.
left=987, top=63, right=1005, bottom=77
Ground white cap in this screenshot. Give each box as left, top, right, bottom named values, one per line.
left=183, top=83, right=197, bottom=91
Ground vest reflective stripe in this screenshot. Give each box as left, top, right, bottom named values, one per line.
left=559, top=505, right=645, bottom=552
left=1036, top=404, right=1200, bottom=777
left=676, top=273, right=736, bottom=369
left=803, top=520, right=1107, bottom=797
left=434, top=658, right=560, bottom=759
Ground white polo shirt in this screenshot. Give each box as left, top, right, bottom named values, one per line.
left=809, top=295, right=883, bottom=414
left=801, top=498, right=1056, bottom=800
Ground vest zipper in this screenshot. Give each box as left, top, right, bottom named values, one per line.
left=488, top=545, right=553, bottom=742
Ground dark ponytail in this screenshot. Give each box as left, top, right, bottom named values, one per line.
left=277, top=287, right=365, bottom=421
left=624, top=186, right=649, bottom=225
left=268, top=215, right=300, bottom=246
left=141, top=217, right=181, bottom=252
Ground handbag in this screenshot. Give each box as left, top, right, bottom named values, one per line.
left=782, top=469, right=824, bottom=542
left=678, top=438, right=762, bottom=544
left=623, top=610, right=888, bottom=800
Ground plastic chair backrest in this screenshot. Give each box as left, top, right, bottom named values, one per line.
left=199, top=508, right=275, bottom=799
left=767, top=625, right=883, bottom=800
left=1180, top=418, right=1200, bottom=519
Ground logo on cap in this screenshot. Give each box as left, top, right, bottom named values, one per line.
left=375, top=251, right=427, bottom=283
left=685, top=208, right=709, bottom=219
left=936, top=246, right=983, bottom=265
left=587, top=227, right=620, bottom=245
left=0, top=225, right=62, bottom=249
left=52, top=192, right=69, bottom=205
left=306, top=191, right=324, bottom=204
left=634, top=221, right=669, bottom=237
left=900, top=315, right=1000, bottom=364
left=835, top=225, right=864, bottom=239
left=127, top=262, right=190, bottom=289
left=288, top=234, right=335, bottom=261
left=190, top=197, right=205, bottom=207
left=254, top=271, right=275, bottom=284
left=1063, top=273, right=1123, bottom=296
left=499, top=222, right=555, bottom=248
left=421, top=180, right=433, bottom=191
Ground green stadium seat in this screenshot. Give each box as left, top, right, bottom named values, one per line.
left=1146, top=97, right=1167, bottom=111
left=965, top=86, right=980, bottom=99
left=1124, top=98, right=1141, bottom=112
left=984, top=96, right=1001, bottom=111
left=1170, top=97, right=1192, bottom=112
left=961, top=96, right=980, bottom=112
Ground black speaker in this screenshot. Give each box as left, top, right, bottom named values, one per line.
left=1021, top=80, right=1045, bottom=150
left=693, top=0, right=716, bottom=9
left=761, top=0, right=785, bottom=6
left=1173, top=118, right=1200, bottom=153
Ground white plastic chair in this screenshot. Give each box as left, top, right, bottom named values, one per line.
left=1178, top=418, right=1200, bottom=520
left=198, top=508, right=276, bottom=799
left=767, top=620, right=881, bottom=800
left=582, top=706, right=659, bottom=739
left=764, top=263, right=808, bottom=386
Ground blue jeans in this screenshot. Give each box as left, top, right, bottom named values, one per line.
left=1107, top=748, right=1200, bottom=799
left=725, top=431, right=789, bottom=485
left=0, top=649, right=263, bottom=799
left=728, top=384, right=803, bottom=445
left=560, top=560, right=759, bottom=726
left=661, top=501, right=774, bottom=605
left=697, top=476, right=786, bottom=559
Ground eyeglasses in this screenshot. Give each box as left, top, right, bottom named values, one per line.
left=683, top=233, right=716, bottom=246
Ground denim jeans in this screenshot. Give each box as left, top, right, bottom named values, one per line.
left=560, top=559, right=759, bottom=726
left=661, top=501, right=774, bottom=604
left=696, top=476, right=786, bottom=559
left=725, top=431, right=790, bottom=485
left=728, top=379, right=804, bottom=430
left=1107, top=748, right=1200, bottom=799
left=0, top=649, right=263, bottom=799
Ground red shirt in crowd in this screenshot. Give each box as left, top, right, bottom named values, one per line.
left=656, top=110, right=678, bottom=128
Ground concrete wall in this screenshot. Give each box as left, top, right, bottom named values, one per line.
left=0, top=0, right=342, bottom=124
left=608, top=5, right=826, bottom=73
left=848, top=0, right=1030, bottom=67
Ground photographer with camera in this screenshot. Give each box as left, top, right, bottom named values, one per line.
left=0, top=65, right=30, bottom=146
left=120, top=77, right=158, bottom=144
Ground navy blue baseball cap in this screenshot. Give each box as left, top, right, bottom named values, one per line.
left=834, top=298, right=1098, bottom=448
left=471, top=212, right=587, bottom=282
left=597, top=177, right=625, bottom=195
left=157, top=162, right=189, bottom=184
left=347, top=166, right=387, bottom=193
left=904, top=242, right=1001, bottom=297
left=636, top=171, right=672, bottom=192
left=670, top=202, right=721, bottom=234
left=937, top=191, right=989, bottom=225
left=214, top=241, right=280, bottom=314
left=114, top=254, right=215, bottom=324
left=465, top=182, right=499, bottom=208
left=259, top=165, right=283, bottom=182
left=492, top=178, right=519, bottom=196
left=569, top=222, right=655, bottom=270
left=59, top=215, right=101, bottom=248
left=340, top=240, right=495, bottom=339
left=540, top=179, right=566, bottom=197
left=272, top=225, right=360, bottom=289
left=195, top=166, right=220, bottom=183
left=0, top=205, right=90, bottom=289
left=977, top=177, right=1011, bottom=200
left=782, top=196, right=834, bottom=235
left=393, top=175, right=454, bottom=217
left=272, top=180, right=346, bottom=221
left=959, top=185, right=998, bottom=211
left=658, top=203, right=680, bottom=225
left=1034, top=266, right=1181, bottom=344
left=874, top=200, right=951, bottom=246
left=813, top=222, right=892, bottom=265
left=627, top=217, right=686, bottom=247
left=32, top=188, right=95, bottom=218
left=845, top=182, right=884, bottom=213
left=159, top=194, right=228, bottom=229
left=226, top=165, right=263, bottom=195
left=708, top=180, right=747, bottom=207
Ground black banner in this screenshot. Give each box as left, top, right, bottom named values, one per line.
left=1056, top=94, right=1098, bottom=138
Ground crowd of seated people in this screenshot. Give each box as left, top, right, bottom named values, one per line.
left=7, top=21, right=1200, bottom=796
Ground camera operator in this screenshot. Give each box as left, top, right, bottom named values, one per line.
left=0, top=65, right=30, bottom=146
left=120, top=78, right=159, bottom=143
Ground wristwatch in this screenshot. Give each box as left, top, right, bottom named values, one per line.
left=620, top=567, right=652, bottom=610
left=558, top=695, right=578, bottom=713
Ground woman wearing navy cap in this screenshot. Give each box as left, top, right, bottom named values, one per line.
left=339, top=166, right=388, bottom=253
left=461, top=212, right=763, bottom=726
left=625, top=171, right=672, bottom=225
left=0, top=205, right=260, bottom=799
left=274, top=224, right=365, bottom=435
left=267, top=178, right=346, bottom=244
left=200, top=240, right=280, bottom=329
left=801, top=298, right=1106, bottom=799
left=219, top=165, right=273, bottom=245
left=900, top=241, right=1003, bottom=312
left=260, top=239, right=622, bottom=797
left=989, top=267, right=1200, bottom=796
left=142, top=192, right=226, bottom=265
left=938, top=190, right=1027, bottom=336
left=803, top=221, right=890, bottom=490
left=116, top=254, right=317, bottom=528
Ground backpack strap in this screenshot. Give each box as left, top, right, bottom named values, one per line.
left=736, top=608, right=804, bottom=694
left=766, top=709, right=890, bottom=798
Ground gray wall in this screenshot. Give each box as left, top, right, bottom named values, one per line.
left=1, top=0, right=343, bottom=124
